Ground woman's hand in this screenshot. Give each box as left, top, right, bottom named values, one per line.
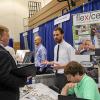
left=61, top=83, right=76, bottom=95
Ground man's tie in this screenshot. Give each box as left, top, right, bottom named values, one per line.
left=55, top=44, right=60, bottom=73
left=56, top=44, right=60, bottom=61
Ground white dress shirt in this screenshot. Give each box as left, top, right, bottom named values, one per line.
left=54, top=40, right=75, bottom=73
left=5, top=46, right=16, bottom=61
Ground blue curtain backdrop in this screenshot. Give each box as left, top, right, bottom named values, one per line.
left=38, top=24, right=46, bottom=46
left=20, top=33, right=25, bottom=49
left=8, top=38, right=13, bottom=47
left=84, top=0, right=100, bottom=11
left=92, top=1, right=100, bottom=10
left=27, top=29, right=34, bottom=51
left=62, top=6, right=83, bottom=46
left=62, top=0, right=100, bottom=46
left=20, top=30, right=34, bottom=51
left=39, top=19, right=56, bottom=61
left=45, top=19, right=55, bottom=61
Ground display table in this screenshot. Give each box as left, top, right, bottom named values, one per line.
left=20, top=83, right=58, bottom=100
left=35, top=73, right=55, bottom=87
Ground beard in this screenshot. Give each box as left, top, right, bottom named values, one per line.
left=55, top=38, right=63, bottom=43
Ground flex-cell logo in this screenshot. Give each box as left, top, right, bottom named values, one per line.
left=73, top=11, right=100, bottom=25
left=77, top=12, right=100, bottom=22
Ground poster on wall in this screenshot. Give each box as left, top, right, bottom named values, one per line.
left=73, top=10, right=100, bottom=55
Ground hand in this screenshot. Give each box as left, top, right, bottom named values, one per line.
left=53, top=62, right=61, bottom=70
left=41, top=60, right=49, bottom=65
left=53, top=62, right=66, bottom=69
left=27, top=76, right=32, bottom=80
left=66, top=83, right=76, bottom=89
left=26, top=76, right=32, bottom=84
left=61, top=83, right=76, bottom=95
left=41, top=60, right=54, bottom=65
left=88, top=45, right=95, bottom=50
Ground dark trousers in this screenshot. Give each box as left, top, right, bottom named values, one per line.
left=55, top=73, right=67, bottom=93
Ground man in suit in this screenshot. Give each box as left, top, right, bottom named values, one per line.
left=0, top=25, right=27, bottom=100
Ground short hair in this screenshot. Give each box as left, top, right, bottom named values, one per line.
left=54, top=27, right=64, bottom=34
left=64, top=61, right=85, bottom=76
left=0, top=25, right=9, bottom=38
left=34, top=35, right=42, bottom=41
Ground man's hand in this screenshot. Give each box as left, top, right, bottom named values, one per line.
left=52, top=62, right=61, bottom=70
left=42, top=60, right=49, bottom=64
left=41, top=60, right=54, bottom=65
left=26, top=76, right=32, bottom=84
left=27, top=76, right=32, bottom=80
left=53, top=62, right=66, bottom=70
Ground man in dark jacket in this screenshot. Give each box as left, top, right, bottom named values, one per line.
left=0, top=25, right=27, bottom=100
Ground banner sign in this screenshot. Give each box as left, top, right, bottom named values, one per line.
left=73, top=10, right=100, bottom=55
left=23, top=32, right=27, bottom=36
left=54, top=13, right=70, bottom=25
left=33, top=27, right=39, bottom=33
left=73, top=10, right=100, bottom=25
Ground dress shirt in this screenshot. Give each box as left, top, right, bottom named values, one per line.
left=68, top=74, right=100, bottom=100
left=0, top=44, right=17, bottom=63
left=35, top=44, right=47, bottom=68
left=5, top=46, right=16, bottom=61
left=54, top=40, right=75, bottom=73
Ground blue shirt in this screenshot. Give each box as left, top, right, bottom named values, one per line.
left=35, top=44, right=47, bottom=68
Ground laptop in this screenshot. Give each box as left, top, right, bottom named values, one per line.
left=22, top=52, right=33, bottom=63
left=12, top=63, right=36, bottom=77
left=16, top=50, right=30, bottom=63
left=15, top=52, right=35, bottom=77
left=58, top=95, right=89, bottom=100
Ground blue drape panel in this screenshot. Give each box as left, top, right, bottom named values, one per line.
left=31, top=31, right=34, bottom=51
left=84, top=0, right=100, bottom=12
left=20, top=33, right=25, bottom=49
left=62, top=19, right=73, bottom=46
left=27, top=29, right=34, bottom=51
left=84, top=2, right=93, bottom=12
left=91, top=0, right=100, bottom=10
left=39, top=24, right=46, bottom=46
left=45, top=19, right=55, bottom=61
left=62, top=6, right=83, bottom=46
left=39, top=20, right=56, bottom=61
left=68, top=6, right=83, bottom=14
left=8, top=38, right=13, bottom=47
